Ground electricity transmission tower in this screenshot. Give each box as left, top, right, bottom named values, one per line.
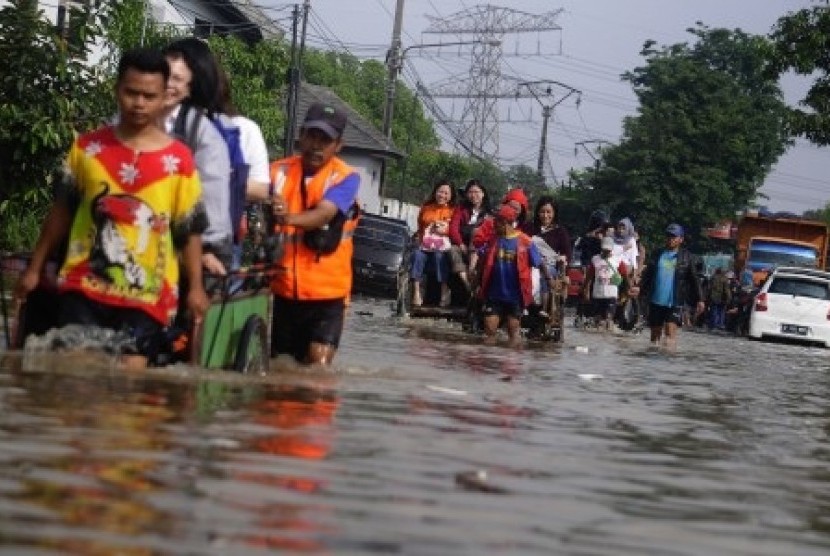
left=423, top=5, right=564, bottom=160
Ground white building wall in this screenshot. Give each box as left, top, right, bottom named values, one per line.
left=337, top=152, right=419, bottom=230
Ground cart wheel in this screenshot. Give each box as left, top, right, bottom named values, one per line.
left=550, top=290, right=565, bottom=343
left=234, top=315, right=268, bottom=374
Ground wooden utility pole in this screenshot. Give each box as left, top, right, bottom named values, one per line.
left=379, top=0, right=405, bottom=199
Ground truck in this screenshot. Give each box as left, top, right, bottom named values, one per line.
left=734, top=213, right=830, bottom=286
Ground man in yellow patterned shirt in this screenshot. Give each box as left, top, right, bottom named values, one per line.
left=15, top=48, right=210, bottom=368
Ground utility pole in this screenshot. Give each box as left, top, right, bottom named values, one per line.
left=282, top=4, right=300, bottom=156
left=283, top=4, right=309, bottom=157
left=379, top=0, right=405, bottom=200
left=538, top=106, right=551, bottom=177
left=517, top=79, right=581, bottom=186
left=298, top=0, right=310, bottom=62
left=382, top=0, right=405, bottom=142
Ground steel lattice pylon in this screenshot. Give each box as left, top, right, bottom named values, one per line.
left=424, top=5, right=563, bottom=160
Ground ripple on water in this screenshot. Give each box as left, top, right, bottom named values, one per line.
left=0, top=297, right=827, bottom=554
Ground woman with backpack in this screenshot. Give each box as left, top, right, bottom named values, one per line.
left=162, top=38, right=234, bottom=279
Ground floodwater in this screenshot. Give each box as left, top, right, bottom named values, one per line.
left=0, top=295, right=829, bottom=555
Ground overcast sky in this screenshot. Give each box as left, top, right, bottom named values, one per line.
left=265, top=0, right=827, bottom=214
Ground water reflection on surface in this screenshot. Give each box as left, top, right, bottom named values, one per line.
left=0, top=296, right=828, bottom=555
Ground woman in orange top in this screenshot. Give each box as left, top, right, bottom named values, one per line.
left=410, top=180, right=457, bottom=307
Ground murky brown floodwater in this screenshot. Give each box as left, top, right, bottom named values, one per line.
left=1, top=295, right=829, bottom=555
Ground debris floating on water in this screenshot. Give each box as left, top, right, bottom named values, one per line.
left=455, top=469, right=508, bottom=494
left=579, top=373, right=603, bottom=381
left=574, top=346, right=589, bottom=354
left=426, top=385, right=468, bottom=396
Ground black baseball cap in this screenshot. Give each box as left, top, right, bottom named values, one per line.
left=301, top=102, right=347, bottom=139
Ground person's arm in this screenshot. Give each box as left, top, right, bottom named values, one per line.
left=472, top=217, right=493, bottom=249
left=448, top=208, right=464, bottom=246
left=279, top=199, right=339, bottom=230
left=14, top=201, right=72, bottom=300
left=182, top=233, right=209, bottom=321
left=529, top=242, right=554, bottom=287
left=272, top=172, right=359, bottom=231
left=558, top=227, right=573, bottom=263
left=688, top=253, right=705, bottom=314
left=583, top=264, right=594, bottom=300
left=242, top=119, right=271, bottom=202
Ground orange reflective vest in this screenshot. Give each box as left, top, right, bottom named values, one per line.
left=268, top=155, right=359, bottom=300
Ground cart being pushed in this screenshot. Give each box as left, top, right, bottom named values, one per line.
left=1, top=251, right=275, bottom=373
left=396, top=254, right=568, bottom=343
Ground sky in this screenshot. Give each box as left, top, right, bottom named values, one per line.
left=262, top=0, right=829, bottom=214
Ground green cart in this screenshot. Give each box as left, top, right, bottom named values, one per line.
left=1, top=251, right=273, bottom=373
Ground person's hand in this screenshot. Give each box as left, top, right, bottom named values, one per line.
left=546, top=277, right=556, bottom=291
left=13, top=268, right=40, bottom=307
left=460, top=244, right=468, bottom=255
left=695, top=301, right=705, bottom=316
left=434, top=220, right=449, bottom=234
left=202, top=253, right=227, bottom=276
left=628, top=285, right=640, bottom=297
left=271, top=193, right=288, bottom=225
left=187, top=286, right=210, bottom=324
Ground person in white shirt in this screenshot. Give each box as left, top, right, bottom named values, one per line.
left=217, top=69, right=270, bottom=200
left=613, top=217, right=640, bottom=273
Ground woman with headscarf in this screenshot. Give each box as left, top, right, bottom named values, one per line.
left=613, top=217, right=640, bottom=272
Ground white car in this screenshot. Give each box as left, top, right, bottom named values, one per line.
left=748, top=266, right=830, bottom=347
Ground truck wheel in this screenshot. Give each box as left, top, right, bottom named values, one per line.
left=233, top=315, right=268, bottom=374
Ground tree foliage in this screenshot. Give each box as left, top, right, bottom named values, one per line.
left=769, top=2, right=830, bottom=145
left=0, top=0, right=501, bottom=250
left=0, top=0, right=108, bottom=249
left=586, top=25, right=790, bottom=250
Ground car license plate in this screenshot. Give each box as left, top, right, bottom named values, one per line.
left=781, top=324, right=809, bottom=336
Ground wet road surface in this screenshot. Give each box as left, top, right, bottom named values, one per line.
left=0, top=295, right=828, bottom=554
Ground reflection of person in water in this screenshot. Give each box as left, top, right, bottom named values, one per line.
left=228, top=382, right=339, bottom=552
left=12, top=373, right=183, bottom=552
left=253, top=383, right=339, bottom=460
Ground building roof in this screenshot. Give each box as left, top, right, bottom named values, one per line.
left=297, top=82, right=404, bottom=160
left=199, top=0, right=282, bottom=43
left=222, top=0, right=282, bottom=40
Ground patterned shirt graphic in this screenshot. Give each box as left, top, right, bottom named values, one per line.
left=486, top=231, right=543, bottom=305
left=58, top=126, right=205, bottom=324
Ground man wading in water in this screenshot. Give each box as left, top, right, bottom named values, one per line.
left=640, top=223, right=704, bottom=349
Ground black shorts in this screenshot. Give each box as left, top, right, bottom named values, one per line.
left=591, top=298, right=616, bottom=319
left=481, top=299, right=523, bottom=320
left=58, top=291, right=164, bottom=357
left=271, top=296, right=346, bottom=361
left=647, top=303, right=683, bottom=328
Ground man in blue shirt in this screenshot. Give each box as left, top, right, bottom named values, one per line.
left=640, top=223, right=704, bottom=348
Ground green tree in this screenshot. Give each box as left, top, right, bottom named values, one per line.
left=592, top=25, right=790, bottom=249
left=0, top=0, right=108, bottom=249
left=209, top=35, right=288, bottom=153
left=769, top=2, right=830, bottom=145
left=104, top=1, right=288, bottom=152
